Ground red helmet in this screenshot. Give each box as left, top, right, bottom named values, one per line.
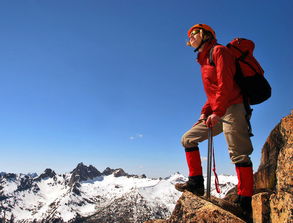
left=187, top=24, right=216, bottom=39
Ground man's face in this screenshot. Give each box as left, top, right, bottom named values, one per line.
left=189, top=29, right=202, bottom=48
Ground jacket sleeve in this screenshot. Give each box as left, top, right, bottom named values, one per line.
left=212, top=46, right=236, bottom=117
left=201, top=100, right=213, bottom=116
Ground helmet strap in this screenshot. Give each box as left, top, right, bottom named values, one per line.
left=193, top=38, right=209, bottom=53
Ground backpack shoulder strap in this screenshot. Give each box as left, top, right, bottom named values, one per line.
left=209, top=44, right=221, bottom=66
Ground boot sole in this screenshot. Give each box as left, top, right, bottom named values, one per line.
left=175, top=185, right=204, bottom=196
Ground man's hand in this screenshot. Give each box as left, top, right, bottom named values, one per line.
left=199, top=114, right=207, bottom=121
left=206, top=114, right=221, bottom=127
left=192, top=114, right=207, bottom=127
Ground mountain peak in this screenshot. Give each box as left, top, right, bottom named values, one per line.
left=69, top=163, right=102, bottom=187
left=35, top=168, right=56, bottom=181
left=76, top=162, right=86, bottom=168
left=113, top=168, right=127, bottom=177
left=1, top=173, right=17, bottom=180
left=102, top=167, right=115, bottom=176
left=102, top=167, right=128, bottom=177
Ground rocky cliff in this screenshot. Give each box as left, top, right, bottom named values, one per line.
left=145, top=191, right=246, bottom=223
left=145, top=111, right=293, bottom=223
left=252, top=111, right=292, bottom=223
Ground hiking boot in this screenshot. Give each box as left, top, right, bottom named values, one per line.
left=175, top=175, right=204, bottom=196
left=234, top=195, right=253, bottom=223
left=215, top=198, right=244, bottom=218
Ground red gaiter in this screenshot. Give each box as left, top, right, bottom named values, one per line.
left=185, top=148, right=203, bottom=176
left=236, top=166, right=254, bottom=197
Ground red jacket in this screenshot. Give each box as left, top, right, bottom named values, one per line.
left=197, top=40, right=243, bottom=117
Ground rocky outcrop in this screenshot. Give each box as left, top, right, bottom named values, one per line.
left=269, top=192, right=292, bottom=222
left=102, top=167, right=146, bottom=178
left=102, top=167, right=116, bottom=176
left=254, top=111, right=292, bottom=192
left=35, top=168, right=56, bottom=181
left=275, top=113, right=293, bottom=193
left=145, top=111, right=293, bottom=223
left=16, top=175, right=33, bottom=192
left=253, top=122, right=284, bottom=191
left=251, top=192, right=271, bottom=223
left=69, top=162, right=102, bottom=187
left=113, top=168, right=128, bottom=177
left=145, top=191, right=245, bottom=223
left=1, top=173, right=17, bottom=180
left=251, top=111, right=293, bottom=223
left=102, top=167, right=128, bottom=177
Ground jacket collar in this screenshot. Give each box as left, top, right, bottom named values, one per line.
left=197, top=39, right=218, bottom=64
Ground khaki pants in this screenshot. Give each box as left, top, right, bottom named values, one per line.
left=181, top=104, right=253, bottom=164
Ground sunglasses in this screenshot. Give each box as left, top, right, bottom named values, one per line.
left=189, top=29, right=200, bottom=38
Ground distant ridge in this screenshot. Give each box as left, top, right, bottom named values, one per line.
left=0, top=163, right=237, bottom=222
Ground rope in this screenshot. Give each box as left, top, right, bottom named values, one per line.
left=212, top=139, right=221, bottom=193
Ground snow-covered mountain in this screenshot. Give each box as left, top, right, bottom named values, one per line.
left=0, top=163, right=237, bottom=223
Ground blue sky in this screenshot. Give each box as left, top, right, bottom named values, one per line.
left=0, top=0, right=292, bottom=178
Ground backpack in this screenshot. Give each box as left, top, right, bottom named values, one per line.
left=209, top=38, right=272, bottom=136
left=209, top=38, right=271, bottom=105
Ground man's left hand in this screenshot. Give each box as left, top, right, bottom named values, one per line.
left=206, top=114, right=221, bottom=127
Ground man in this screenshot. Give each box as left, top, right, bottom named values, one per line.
left=175, top=24, right=254, bottom=214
